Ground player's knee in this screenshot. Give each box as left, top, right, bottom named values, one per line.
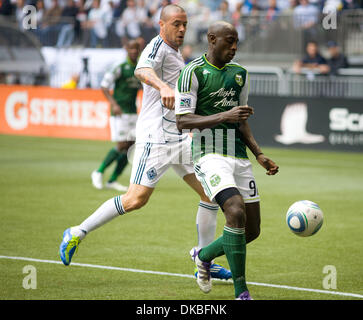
left=224, top=202, right=246, bottom=228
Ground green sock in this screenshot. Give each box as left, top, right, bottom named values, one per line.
left=223, top=226, right=248, bottom=298
left=108, top=152, right=128, bottom=182
left=97, top=148, right=120, bottom=173
left=198, top=236, right=224, bottom=262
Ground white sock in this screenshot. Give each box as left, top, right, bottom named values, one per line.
left=196, top=201, right=219, bottom=249
left=73, top=195, right=125, bottom=238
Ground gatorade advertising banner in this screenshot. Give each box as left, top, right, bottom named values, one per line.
left=0, top=85, right=111, bottom=140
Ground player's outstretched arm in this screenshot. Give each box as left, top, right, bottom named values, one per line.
left=176, top=105, right=254, bottom=131
left=239, top=120, right=279, bottom=175
left=134, top=67, right=175, bottom=109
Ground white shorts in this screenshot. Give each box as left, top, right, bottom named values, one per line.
left=130, top=137, right=195, bottom=188
left=194, top=154, right=260, bottom=204
left=110, top=114, right=137, bottom=142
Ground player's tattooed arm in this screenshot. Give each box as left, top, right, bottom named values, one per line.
left=134, top=67, right=165, bottom=90
left=239, top=120, right=279, bottom=175
left=135, top=67, right=175, bottom=109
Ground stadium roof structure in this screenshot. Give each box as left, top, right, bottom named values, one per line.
left=0, top=19, right=48, bottom=76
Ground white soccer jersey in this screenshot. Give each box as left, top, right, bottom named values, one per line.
left=135, top=35, right=188, bottom=143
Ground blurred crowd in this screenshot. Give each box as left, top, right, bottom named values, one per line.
left=0, top=0, right=362, bottom=48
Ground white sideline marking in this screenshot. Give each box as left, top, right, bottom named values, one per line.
left=1, top=255, right=362, bottom=299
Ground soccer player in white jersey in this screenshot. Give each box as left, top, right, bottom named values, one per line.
left=59, top=5, right=244, bottom=280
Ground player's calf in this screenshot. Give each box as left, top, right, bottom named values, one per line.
left=121, top=184, right=153, bottom=212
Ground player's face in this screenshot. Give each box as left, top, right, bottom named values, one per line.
left=160, top=12, right=188, bottom=50
left=127, top=44, right=141, bottom=63
left=215, top=30, right=238, bottom=64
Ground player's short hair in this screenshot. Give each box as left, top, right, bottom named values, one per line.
left=126, top=39, right=140, bottom=49
left=160, top=4, right=185, bottom=22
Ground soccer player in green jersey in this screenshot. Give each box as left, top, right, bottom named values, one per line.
left=175, top=21, right=279, bottom=300
left=91, top=40, right=142, bottom=192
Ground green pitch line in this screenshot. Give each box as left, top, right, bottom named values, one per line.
left=1, top=255, right=362, bottom=299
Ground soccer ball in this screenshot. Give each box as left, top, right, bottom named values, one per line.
left=286, top=200, right=324, bottom=237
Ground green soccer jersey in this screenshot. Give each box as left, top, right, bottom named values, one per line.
left=176, top=54, right=249, bottom=162
left=101, top=56, right=140, bottom=114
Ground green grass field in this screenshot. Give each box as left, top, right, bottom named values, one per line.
left=0, top=134, right=362, bottom=300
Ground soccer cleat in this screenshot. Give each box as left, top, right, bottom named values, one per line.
left=194, top=263, right=232, bottom=280
left=190, top=247, right=212, bottom=293
left=59, top=228, right=81, bottom=266
left=105, top=181, right=128, bottom=192
left=91, top=170, right=103, bottom=189
left=235, top=291, right=253, bottom=300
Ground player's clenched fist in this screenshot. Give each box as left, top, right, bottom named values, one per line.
left=256, top=154, right=279, bottom=175
left=160, top=85, right=175, bottom=110
left=223, top=105, right=254, bottom=123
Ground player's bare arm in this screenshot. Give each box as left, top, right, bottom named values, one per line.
left=101, top=86, right=122, bottom=115
left=176, top=105, right=253, bottom=131
left=134, top=67, right=175, bottom=109
left=239, top=120, right=279, bottom=176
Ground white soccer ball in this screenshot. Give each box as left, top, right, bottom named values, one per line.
left=286, top=200, right=324, bottom=237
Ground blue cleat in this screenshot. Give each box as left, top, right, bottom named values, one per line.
left=194, top=263, right=232, bottom=280
left=59, top=228, right=81, bottom=266
left=190, top=247, right=232, bottom=280
left=210, top=263, right=232, bottom=280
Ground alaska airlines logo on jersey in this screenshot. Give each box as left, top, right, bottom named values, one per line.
left=209, top=88, right=238, bottom=108
left=209, top=88, right=236, bottom=98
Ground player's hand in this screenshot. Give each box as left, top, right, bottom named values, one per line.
left=112, top=103, right=122, bottom=115
left=223, top=105, right=254, bottom=122
left=256, top=154, right=279, bottom=175
left=160, top=85, right=175, bottom=110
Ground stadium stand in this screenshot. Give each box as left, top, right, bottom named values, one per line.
left=0, top=19, right=49, bottom=85
left=1, top=0, right=363, bottom=97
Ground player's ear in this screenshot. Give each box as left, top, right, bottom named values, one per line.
left=159, top=20, right=164, bottom=30
left=208, top=33, right=216, bottom=45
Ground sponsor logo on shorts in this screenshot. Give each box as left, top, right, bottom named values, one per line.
left=147, top=167, right=157, bottom=181
left=210, top=174, right=221, bottom=187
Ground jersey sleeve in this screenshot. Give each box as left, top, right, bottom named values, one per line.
left=239, top=71, right=249, bottom=105
left=135, top=37, right=165, bottom=72
left=175, top=71, right=199, bottom=115
left=100, top=62, right=122, bottom=89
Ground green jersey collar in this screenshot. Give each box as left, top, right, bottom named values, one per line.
left=202, top=54, right=226, bottom=70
